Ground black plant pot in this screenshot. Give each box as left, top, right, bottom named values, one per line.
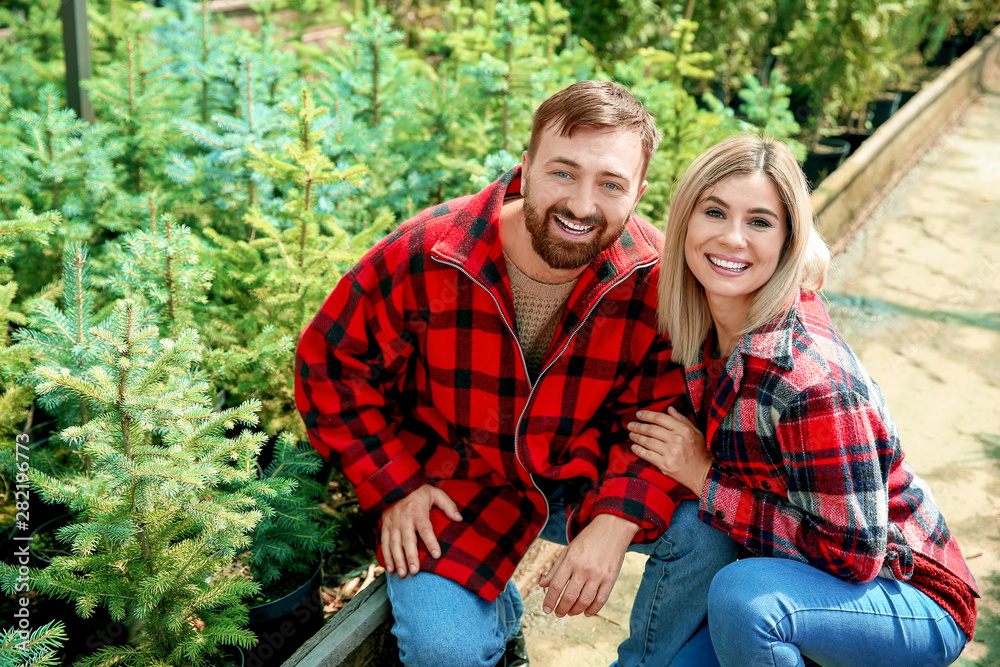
left=836, top=131, right=871, bottom=155
left=871, top=91, right=902, bottom=129
left=929, top=37, right=961, bottom=67
left=801, top=138, right=851, bottom=187
left=28, top=514, right=128, bottom=666
left=243, top=564, right=324, bottom=667
left=891, top=86, right=920, bottom=110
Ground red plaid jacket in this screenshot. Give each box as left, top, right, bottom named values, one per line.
left=295, top=167, right=690, bottom=601
left=695, top=289, right=978, bottom=595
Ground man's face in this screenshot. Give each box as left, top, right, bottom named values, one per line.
left=520, top=124, right=648, bottom=271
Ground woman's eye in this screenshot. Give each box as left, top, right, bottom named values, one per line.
left=750, top=218, right=773, bottom=228
left=706, top=208, right=724, bottom=218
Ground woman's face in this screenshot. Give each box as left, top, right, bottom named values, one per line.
left=684, top=172, right=788, bottom=316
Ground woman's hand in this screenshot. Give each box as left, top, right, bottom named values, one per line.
left=628, top=406, right=713, bottom=497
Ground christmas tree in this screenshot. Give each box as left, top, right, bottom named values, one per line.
left=1, top=299, right=278, bottom=667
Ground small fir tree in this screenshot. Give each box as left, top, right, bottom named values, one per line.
left=201, top=88, right=385, bottom=437
left=1, top=299, right=278, bottom=667
left=173, top=53, right=291, bottom=239
left=0, top=86, right=121, bottom=292
left=14, top=242, right=108, bottom=432
left=317, top=10, right=444, bottom=223
left=737, top=69, right=807, bottom=160
left=87, top=34, right=191, bottom=196
left=246, top=432, right=331, bottom=587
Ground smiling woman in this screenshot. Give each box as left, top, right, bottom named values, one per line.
left=627, top=133, right=979, bottom=667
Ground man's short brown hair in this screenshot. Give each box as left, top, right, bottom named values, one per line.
left=528, top=80, right=662, bottom=181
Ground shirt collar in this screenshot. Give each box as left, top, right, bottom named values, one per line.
left=736, top=291, right=801, bottom=372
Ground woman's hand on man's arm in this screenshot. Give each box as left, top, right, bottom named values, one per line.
left=627, top=406, right=713, bottom=497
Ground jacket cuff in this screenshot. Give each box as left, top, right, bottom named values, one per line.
left=354, top=449, right=432, bottom=514
left=592, top=476, right=677, bottom=542
left=699, top=467, right=753, bottom=533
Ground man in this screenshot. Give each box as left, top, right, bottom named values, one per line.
left=295, top=81, right=735, bottom=666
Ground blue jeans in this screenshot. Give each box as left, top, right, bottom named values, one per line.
left=387, top=498, right=737, bottom=667
left=672, top=558, right=969, bottom=667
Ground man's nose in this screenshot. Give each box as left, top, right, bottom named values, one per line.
left=565, top=186, right=598, bottom=219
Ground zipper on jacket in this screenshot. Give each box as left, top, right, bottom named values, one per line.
left=513, top=259, right=656, bottom=543
left=429, top=254, right=550, bottom=532
left=431, top=253, right=657, bottom=545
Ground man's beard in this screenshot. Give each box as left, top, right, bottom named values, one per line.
left=522, top=186, right=629, bottom=271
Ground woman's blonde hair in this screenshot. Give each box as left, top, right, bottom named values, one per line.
left=658, top=134, right=829, bottom=366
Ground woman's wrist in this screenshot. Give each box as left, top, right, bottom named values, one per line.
left=692, top=460, right=712, bottom=498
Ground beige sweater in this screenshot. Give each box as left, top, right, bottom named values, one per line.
left=505, top=255, right=578, bottom=380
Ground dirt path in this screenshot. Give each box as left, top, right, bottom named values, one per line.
left=516, top=90, right=1000, bottom=666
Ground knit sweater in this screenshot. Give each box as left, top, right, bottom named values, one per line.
left=505, top=255, right=578, bottom=379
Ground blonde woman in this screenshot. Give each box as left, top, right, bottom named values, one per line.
left=628, top=134, right=978, bottom=666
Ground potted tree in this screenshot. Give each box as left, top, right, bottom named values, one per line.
left=0, top=298, right=279, bottom=666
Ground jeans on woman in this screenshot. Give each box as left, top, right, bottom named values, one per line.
left=386, top=498, right=737, bottom=667
left=671, top=558, right=969, bottom=667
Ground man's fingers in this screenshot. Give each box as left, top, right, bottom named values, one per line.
left=389, top=532, right=408, bottom=576
left=417, top=521, right=443, bottom=559
left=380, top=527, right=395, bottom=574
left=542, top=577, right=565, bottom=615
left=566, top=581, right=600, bottom=617
left=430, top=487, right=463, bottom=521
left=635, top=409, right=676, bottom=428
left=584, top=583, right=612, bottom=617
left=402, top=528, right=421, bottom=574
left=555, top=581, right=586, bottom=617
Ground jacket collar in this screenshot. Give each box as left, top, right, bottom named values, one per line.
left=686, top=293, right=800, bottom=438
left=736, top=293, right=800, bottom=373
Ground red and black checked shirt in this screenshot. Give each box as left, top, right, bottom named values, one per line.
left=295, top=167, right=690, bottom=601
left=694, top=289, right=979, bottom=598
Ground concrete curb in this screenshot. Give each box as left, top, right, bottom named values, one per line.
left=814, top=24, right=1000, bottom=255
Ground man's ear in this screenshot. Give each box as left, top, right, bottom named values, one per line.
left=520, top=151, right=530, bottom=196
left=636, top=179, right=648, bottom=203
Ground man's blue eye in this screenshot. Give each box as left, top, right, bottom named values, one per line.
left=603, top=183, right=621, bottom=191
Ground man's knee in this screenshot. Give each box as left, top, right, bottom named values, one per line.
left=394, top=624, right=503, bottom=667
left=387, top=573, right=511, bottom=667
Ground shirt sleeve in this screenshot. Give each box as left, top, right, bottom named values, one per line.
left=295, top=255, right=430, bottom=515
left=586, top=335, right=694, bottom=543
left=699, top=385, right=893, bottom=583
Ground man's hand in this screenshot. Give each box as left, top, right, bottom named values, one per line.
left=381, top=484, right=463, bottom=577
left=538, top=514, right=639, bottom=617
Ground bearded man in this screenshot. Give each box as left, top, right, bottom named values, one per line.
left=295, top=81, right=735, bottom=667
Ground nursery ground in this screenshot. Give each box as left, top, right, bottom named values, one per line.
left=513, top=89, right=1000, bottom=667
